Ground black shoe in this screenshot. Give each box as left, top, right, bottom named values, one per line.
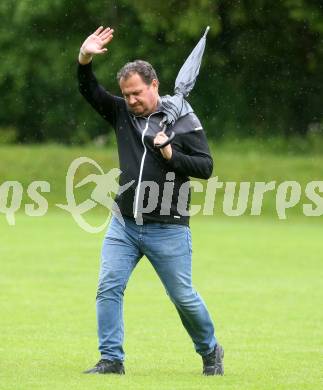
left=202, top=344, right=224, bottom=376
left=83, top=359, right=125, bottom=375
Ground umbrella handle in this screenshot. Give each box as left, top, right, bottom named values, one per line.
left=155, top=131, right=175, bottom=149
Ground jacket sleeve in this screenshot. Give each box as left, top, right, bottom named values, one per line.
left=165, top=129, right=214, bottom=179
left=77, top=61, right=121, bottom=128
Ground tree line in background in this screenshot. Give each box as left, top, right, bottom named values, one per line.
left=0, top=0, right=322, bottom=144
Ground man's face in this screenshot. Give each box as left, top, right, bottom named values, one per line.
left=119, top=73, right=159, bottom=116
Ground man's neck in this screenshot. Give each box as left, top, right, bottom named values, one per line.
left=143, top=96, right=162, bottom=117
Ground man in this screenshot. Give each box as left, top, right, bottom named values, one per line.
left=78, top=26, right=224, bottom=376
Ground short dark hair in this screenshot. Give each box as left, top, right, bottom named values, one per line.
left=117, top=60, right=158, bottom=85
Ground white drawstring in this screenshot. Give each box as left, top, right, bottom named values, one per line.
left=133, top=113, right=153, bottom=218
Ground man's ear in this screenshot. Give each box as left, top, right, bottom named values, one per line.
left=151, top=79, right=159, bottom=90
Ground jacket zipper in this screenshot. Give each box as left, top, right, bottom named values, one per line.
left=133, top=113, right=153, bottom=219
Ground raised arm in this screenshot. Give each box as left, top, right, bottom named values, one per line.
left=78, top=26, right=114, bottom=65
left=77, top=26, right=120, bottom=127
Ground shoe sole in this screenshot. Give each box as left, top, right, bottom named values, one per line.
left=83, top=366, right=125, bottom=375
left=83, top=370, right=125, bottom=375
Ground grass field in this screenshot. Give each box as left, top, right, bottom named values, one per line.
left=1, top=144, right=322, bottom=388
left=1, top=212, right=322, bottom=390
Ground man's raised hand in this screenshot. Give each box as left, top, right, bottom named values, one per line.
left=79, top=26, right=114, bottom=64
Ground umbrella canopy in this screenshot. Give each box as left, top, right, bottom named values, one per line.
left=160, top=26, right=210, bottom=127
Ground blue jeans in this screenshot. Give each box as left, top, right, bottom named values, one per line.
left=96, top=215, right=217, bottom=361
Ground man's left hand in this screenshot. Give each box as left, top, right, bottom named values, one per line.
left=153, top=132, right=172, bottom=160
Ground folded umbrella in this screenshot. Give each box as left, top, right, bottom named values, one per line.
left=174, top=25, right=210, bottom=98
left=156, top=26, right=210, bottom=149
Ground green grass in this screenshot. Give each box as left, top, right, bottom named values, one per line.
left=1, top=144, right=322, bottom=388
left=1, top=212, right=322, bottom=389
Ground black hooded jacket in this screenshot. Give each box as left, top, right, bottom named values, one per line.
left=77, top=61, right=213, bottom=225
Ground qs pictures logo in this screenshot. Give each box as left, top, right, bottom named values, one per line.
left=0, top=157, right=134, bottom=233
left=1, top=156, right=322, bottom=232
